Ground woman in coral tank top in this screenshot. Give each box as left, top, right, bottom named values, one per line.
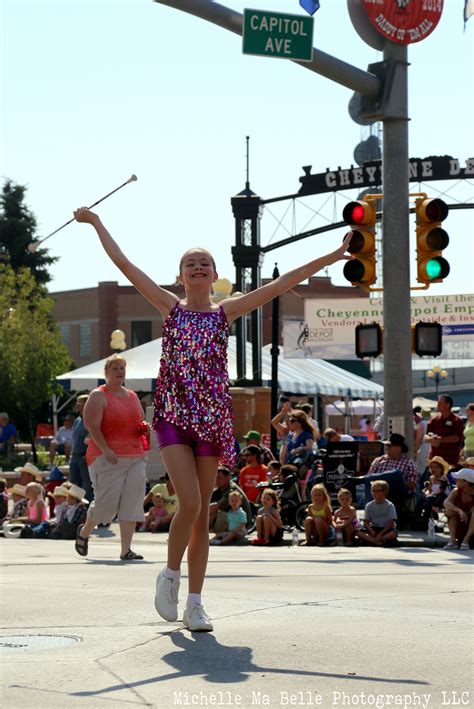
left=75, top=354, right=147, bottom=561
left=74, top=205, right=352, bottom=632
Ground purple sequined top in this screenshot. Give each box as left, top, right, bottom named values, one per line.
left=153, top=303, right=235, bottom=466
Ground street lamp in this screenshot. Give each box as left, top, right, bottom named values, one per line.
left=427, top=364, right=448, bottom=398
left=110, top=329, right=126, bottom=353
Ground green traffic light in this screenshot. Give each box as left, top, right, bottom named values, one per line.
left=426, top=259, right=442, bottom=280
left=425, top=256, right=450, bottom=281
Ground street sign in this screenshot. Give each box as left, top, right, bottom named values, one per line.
left=363, top=0, right=443, bottom=45
left=242, top=9, right=314, bottom=62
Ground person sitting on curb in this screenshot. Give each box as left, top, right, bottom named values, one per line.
left=209, top=466, right=251, bottom=534
left=14, top=462, right=43, bottom=487
left=210, top=490, right=247, bottom=546
left=443, top=468, right=474, bottom=550
left=49, top=415, right=74, bottom=465
left=356, top=480, right=398, bottom=547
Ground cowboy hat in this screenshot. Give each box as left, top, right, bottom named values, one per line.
left=9, top=484, right=27, bottom=497
left=51, top=486, right=70, bottom=498
left=66, top=484, right=88, bottom=503
left=459, top=456, right=474, bottom=467
left=2, top=523, right=25, bottom=539
left=14, top=462, right=43, bottom=481
left=427, top=456, right=451, bottom=475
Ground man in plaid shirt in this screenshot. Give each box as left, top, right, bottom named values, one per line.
left=368, top=433, right=419, bottom=492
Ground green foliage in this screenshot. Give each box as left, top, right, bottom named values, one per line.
left=0, top=264, right=72, bottom=439
left=0, top=179, right=57, bottom=285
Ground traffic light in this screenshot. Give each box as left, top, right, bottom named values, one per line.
left=355, top=323, right=382, bottom=358
left=415, top=197, right=450, bottom=284
left=342, top=199, right=377, bottom=287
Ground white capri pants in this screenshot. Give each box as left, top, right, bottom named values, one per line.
left=88, top=455, right=146, bottom=524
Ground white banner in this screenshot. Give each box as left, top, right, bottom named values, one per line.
left=283, top=293, right=474, bottom=359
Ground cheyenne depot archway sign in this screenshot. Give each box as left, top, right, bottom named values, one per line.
left=298, top=155, right=473, bottom=195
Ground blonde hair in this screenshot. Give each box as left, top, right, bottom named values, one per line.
left=310, top=483, right=332, bottom=511
left=104, top=354, right=126, bottom=374
left=337, top=487, right=352, bottom=502
left=228, top=491, right=242, bottom=502
left=25, top=482, right=43, bottom=497
left=371, top=480, right=389, bottom=493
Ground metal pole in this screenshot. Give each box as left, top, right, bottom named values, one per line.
left=382, top=41, right=413, bottom=453
left=270, top=264, right=280, bottom=456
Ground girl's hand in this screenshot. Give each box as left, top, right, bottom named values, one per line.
left=330, top=232, right=353, bottom=262
left=74, top=207, right=99, bottom=225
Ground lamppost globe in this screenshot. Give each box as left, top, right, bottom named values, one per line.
left=427, top=364, right=448, bottom=398
left=110, top=329, right=126, bottom=353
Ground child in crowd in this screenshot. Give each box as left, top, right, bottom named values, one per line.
left=301, top=484, right=333, bottom=546
left=252, top=489, right=283, bottom=546
left=210, top=490, right=247, bottom=545
left=0, top=479, right=8, bottom=522
left=443, top=469, right=474, bottom=550
left=422, top=456, right=450, bottom=519
left=140, top=492, right=171, bottom=532
left=333, top=488, right=359, bottom=546
left=50, top=484, right=88, bottom=540
left=7, top=484, right=27, bottom=520
left=357, top=480, right=398, bottom=546
left=267, top=461, right=281, bottom=481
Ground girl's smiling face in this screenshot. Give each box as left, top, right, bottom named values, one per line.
left=261, top=493, right=274, bottom=507
left=153, top=494, right=164, bottom=507
left=338, top=493, right=352, bottom=508
left=430, top=462, right=444, bottom=478
left=179, top=250, right=217, bottom=288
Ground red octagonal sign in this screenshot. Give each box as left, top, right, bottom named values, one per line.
left=363, top=0, right=443, bottom=45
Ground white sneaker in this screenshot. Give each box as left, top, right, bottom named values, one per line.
left=183, top=603, right=213, bottom=632
left=154, top=569, right=179, bottom=621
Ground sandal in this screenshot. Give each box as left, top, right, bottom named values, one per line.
left=120, top=549, right=144, bottom=560
left=444, top=541, right=458, bottom=549
left=459, top=543, right=470, bottom=550
left=75, top=525, right=89, bottom=557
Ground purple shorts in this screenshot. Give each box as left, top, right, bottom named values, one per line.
left=155, top=419, right=220, bottom=458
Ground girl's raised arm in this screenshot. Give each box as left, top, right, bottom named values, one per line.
left=222, top=234, right=353, bottom=324
left=74, top=208, right=178, bottom=316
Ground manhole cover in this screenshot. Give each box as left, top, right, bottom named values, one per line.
left=0, top=635, right=81, bottom=653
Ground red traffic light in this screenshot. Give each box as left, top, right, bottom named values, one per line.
left=342, top=201, right=375, bottom=226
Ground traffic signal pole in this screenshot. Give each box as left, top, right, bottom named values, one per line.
left=381, top=41, right=413, bottom=451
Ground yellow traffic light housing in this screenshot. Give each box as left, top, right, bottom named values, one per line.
left=342, top=199, right=377, bottom=287
left=415, top=197, right=449, bottom=285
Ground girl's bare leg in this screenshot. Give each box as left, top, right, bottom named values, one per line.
left=160, top=445, right=202, bottom=571
left=256, top=516, right=264, bottom=537
left=187, top=456, right=219, bottom=594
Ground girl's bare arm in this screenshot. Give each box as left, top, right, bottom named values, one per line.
left=222, top=234, right=352, bottom=323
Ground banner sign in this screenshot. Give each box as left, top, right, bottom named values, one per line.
left=298, top=155, right=474, bottom=195
left=283, top=293, right=474, bottom=359
left=322, top=442, right=359, bottom=487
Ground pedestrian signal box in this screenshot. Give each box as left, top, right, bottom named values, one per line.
left=412, top=322, right=443, bottom=357
left=355, top=323, right=382, bottom=358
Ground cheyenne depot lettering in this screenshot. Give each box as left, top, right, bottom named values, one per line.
left=298, top=156, right=473, bottom=196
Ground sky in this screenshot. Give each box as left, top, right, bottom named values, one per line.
left=2, top=0, right=473, bottom=297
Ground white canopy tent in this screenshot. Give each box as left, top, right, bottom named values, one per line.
left=56, top=337, right=384, bottom=398
left=325, top=399, right=384, bottom=417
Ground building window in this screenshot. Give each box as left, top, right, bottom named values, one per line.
left=79, top=322, right=92, bottom=358
left=59, top=324, right=71, bottom=350
left=131, top=321, right=152, bottom=348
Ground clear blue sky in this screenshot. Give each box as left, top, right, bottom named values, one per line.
left=2, top=0, right=473, bottom=296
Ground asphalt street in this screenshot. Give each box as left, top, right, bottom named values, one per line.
left=0, top=528, right=472, bottom=709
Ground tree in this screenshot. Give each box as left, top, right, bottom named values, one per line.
left=0, top=179, right=57, bottom=285
left=0, top=264, right=72, bottom=456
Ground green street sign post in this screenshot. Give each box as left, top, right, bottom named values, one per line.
left=242, top=9, right=314, bottom=62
